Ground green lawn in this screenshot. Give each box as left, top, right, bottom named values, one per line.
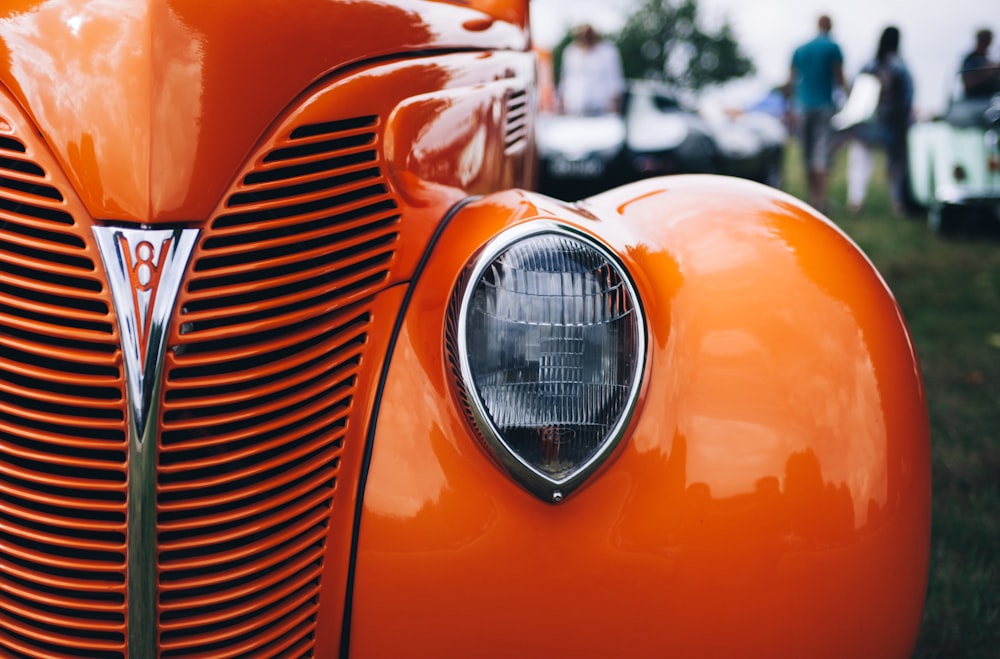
left=781, top=144, right=1000, bottom=658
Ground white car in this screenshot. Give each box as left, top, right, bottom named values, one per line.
left=907, top=80, right=1000, bottom=235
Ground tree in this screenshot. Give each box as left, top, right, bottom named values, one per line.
left=615, top=0, right=754, bottom=92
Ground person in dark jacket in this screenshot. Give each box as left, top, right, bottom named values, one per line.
left=961, top=28, right=999, bottom=98
left=845, top=26, right=913, bottom=216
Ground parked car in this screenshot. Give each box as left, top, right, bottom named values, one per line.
left=620, top=80, right=721, bottom=180
left=907, top=78, right=1000, bottom=235
left=535, top=111, right=628, bottom=200
left=537, top=81, right=785, bottom=199
left=706, top=104, right=788, bottom=188
left=0, top=1, right=929, bottom=657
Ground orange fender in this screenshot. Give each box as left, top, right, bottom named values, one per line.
left=349, top=175, right=930, bottom=658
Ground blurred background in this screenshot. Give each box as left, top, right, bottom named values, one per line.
left=532, top=0, right=993, bottom=118
left=529, top=2, right=999, bottom=658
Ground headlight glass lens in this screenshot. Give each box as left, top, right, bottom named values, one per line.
left=456, top=225, right=645, bottom=501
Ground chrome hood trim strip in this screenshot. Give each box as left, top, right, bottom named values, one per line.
left=94, top=226, right=199, bottom=657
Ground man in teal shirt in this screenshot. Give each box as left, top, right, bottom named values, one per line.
left=788, top=15, right=846, bottom=213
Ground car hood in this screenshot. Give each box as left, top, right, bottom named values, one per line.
left=0, top=0, right=526, bottom=223
left=536, top=113, right=625, bottom=159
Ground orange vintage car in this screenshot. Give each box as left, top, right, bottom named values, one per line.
left=0, top=1, right=930, bottom=657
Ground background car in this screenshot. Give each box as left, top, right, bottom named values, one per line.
left=621, top=80, right=721, bottom=181
left=705, top=101, right=788, bottom=189
left=535, top=111, right=628, bottom=200
left=537, top=80, right=786, bottom=199
left=907, top=78, right=1000, bottom=235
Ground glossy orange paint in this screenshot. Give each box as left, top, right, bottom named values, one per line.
left=351, top=176, right=931, bottom=658
left=0, top=0, right=528, bottom=223
left=0, top=0, right=929, bottom=655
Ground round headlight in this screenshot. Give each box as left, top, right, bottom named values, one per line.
left=452, top=223, right=645, bottom=503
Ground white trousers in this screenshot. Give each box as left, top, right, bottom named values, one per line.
left=847, top=139, right=874, bottom=208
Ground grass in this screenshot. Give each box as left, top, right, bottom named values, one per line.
left=781, top=144, right=1000, bottom=658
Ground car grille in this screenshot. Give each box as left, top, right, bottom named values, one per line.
left=504, top=89, right=530, bottom=155
left=0, top=135, right=129, bottom=656
left=0, top=109, right=400, bottom=657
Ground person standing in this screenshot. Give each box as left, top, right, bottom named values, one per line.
left=960, top=28, right=999, bottom=98
left=845, top=26, right=914, bottom=216
left=786, top=15, right=846, bottom=213
left=557, top=24, right=626, bottom=116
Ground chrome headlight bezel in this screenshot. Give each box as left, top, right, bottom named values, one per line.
left=449, top=222, right=647, bottom=503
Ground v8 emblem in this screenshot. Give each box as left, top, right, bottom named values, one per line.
left=93, top=227, right=199, bottom=439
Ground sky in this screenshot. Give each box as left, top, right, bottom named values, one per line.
left=530, top=0, right=997, bottom=117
